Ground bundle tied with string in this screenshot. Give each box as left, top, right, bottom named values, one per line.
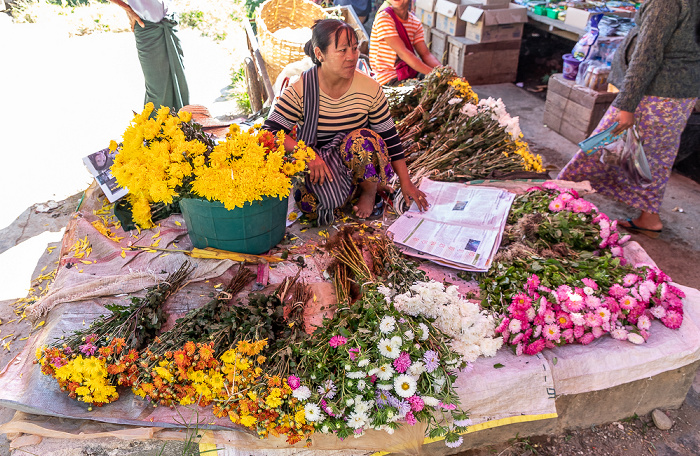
left=256, top=0, right=326, bottom=82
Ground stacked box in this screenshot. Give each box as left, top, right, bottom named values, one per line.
left=434, top=0, right=468, bottom=36
left=415, top=0, right=438, bottom=27
left=430, top=28, right=449, bottom=64
left=461, top=3, right=527, bottom=43
left=543, top=73, right=618, bottom=144
left=423, top=23, right=432, bottom=46
left=447, top=36, right=520, bottom=84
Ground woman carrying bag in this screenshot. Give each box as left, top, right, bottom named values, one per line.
left=558, top=0, right=700, bottom=237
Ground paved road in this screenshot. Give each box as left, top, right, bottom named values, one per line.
left=0, top=18, right=238, bottom=300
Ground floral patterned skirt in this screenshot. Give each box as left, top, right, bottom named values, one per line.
left=558, top=96, right=697, bottom=213
left=294, top=128, right=395, bottom=225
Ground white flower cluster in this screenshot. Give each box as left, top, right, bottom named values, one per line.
left=460, top=97, right=521, bottom=141
left=390, top=281, right=503, bottom=362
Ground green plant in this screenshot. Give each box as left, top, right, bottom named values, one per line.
left=229, top=64, right=252, bottom=113
left=179, top=9, right=204, bottom=29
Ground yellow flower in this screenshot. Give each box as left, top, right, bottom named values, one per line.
left=109, top=140, right=119, bottom=152
left=240, top=414, right=257, bottom=427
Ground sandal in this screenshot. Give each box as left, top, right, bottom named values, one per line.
left=619, top=218, right=662, bottom=239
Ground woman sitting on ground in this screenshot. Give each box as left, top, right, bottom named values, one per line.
left=263, top=18, right=429, bottom=225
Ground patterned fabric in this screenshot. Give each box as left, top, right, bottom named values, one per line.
left=133, top=16, right=189, bottom=112
left=263, top=70, right=404, bottom=160
left=294, top=128, right=395, bottom=225
left=369, top=10, right=425, bottom=85
left=558, top=95, right=697, bottom=213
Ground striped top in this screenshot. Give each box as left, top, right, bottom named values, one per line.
left=369, top=9, right=425, bottom=85
left=263, top=70, right=404, bottom=160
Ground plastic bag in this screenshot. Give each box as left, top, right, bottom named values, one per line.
left=572, top=14, right=603, bottom=60
left=599, top=126, right=652, bottom=187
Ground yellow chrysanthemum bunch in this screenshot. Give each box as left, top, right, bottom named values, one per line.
left=53, top=355, right=119, bottom=406
left=192, top=125, right=315, bottom=211
left=513, top=139, right=545, bottom=173
left=448, top=78, right=479, bottom=104
left=110, top=104, right=315, bottom=228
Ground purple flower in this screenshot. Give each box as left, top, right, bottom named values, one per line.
left=445, top=436, right=464, bottom=448
left=393, top=352, right=411, bottom=373
left=79, top=342, right=97, bottom=356
left=423, top=350, right=439, bottom=373
left=376, top=389, right=393, bottom=407
left=287, top=375, right=301, bottom=390
left=329, top=335, right=348, bottom=348
left=318, top=379, right=337, bottom=399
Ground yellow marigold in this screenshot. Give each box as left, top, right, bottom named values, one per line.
left=294, top=409, right=306, bottom=425
left=220, top=349, right=236, bottom=364
left=109, top=140, right=119, bottom=152
left=240, top=414, right=257, bottom=428
left=265, top=394, right=283, bottom=409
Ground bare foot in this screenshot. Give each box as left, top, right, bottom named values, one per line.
left=353, top=181, right=378, bottom=218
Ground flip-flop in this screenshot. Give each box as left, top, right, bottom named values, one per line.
left=620, top=218, right=662, bottom=239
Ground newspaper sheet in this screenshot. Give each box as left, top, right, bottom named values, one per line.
left=82, top=147, right=127, bottom=203
left=388, top=179, right=514, bottom=272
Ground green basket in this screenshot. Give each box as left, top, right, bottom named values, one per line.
left=179, top=196, right=288, bottom=254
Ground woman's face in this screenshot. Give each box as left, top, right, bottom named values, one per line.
left=318, top=30, right=359, bottom=80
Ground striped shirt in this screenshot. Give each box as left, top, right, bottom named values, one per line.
left=369, top=9, right=425, bottom=85
left=263, top=70, right=404, bottom=161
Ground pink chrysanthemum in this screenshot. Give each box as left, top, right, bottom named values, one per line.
left=287, top=375, right=301, bottom=390
left=637, top=315, right=651, bottom=331
left=661, top=310, right=683, bottom=329
left=556, top=285, right=573, bottom=302
left=568, top=198, right=593, bottom=213
left=650, top=306, right=667, bottom=319
left=605, top=296, right=621, bottom=313
left=543, top=310, right=556, bottom=324
left=585, top=295, right=602, bottom=309
left=523, top=338, right=546, bottom=355
left=393, top=352, right=412, bottom=373
left=610, top=327, right=628, bottom=340
left=582, top=278, right=599, bottom=290
left=510, top=293, right=532, bottom=311
left=584, top=312, right=603, bottom=327
left=526, top=274, right=541, bottom=294
left=558, top=192, right=575, bottom=203
left=609, top=284, right=628, bottom=300
left=348, top=347, right=359, bottom=360
left=610, top=246, right=624, bottom=257
left=566, top=294, right=585, bottom=312
left=573, top=325, right=585, bottom=339
left=542, top=182, right=561, bottom=190
left=329, top=335, right=348, bottom=347
left=619, top=295, right=637, bottom=311
left=556, top=312, right=573, bottom=329
left=596, top=307, right=611, bottom=322
left=543, top=324, right=561, bottom=341
left=405, top=411, right=417, bottom=426
left=562, top=328, right=575, bottom=343
left=618, top=234, right=631, bottom=245
left=622, top=273, right=640, bottom=287
left=548, top=198, right=565, bottom=212
left=591, top=326, right=605, bottom=338
left=578, top=332, right=596, bottom=345
left=570, top=312, right=585, bottom=326
left=495, top=317, right=510, bottom=333
left=407, top=395, right=424, bottom=412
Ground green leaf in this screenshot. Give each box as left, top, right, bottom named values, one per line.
left=552, top=357, right=558, bottom=365
left=493, top=363, right=505, bottom=369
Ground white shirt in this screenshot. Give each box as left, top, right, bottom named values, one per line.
left=127, top=0, right=170, bottom=23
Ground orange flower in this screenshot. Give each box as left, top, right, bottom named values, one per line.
left=98, top=346, right=113, bottom=357
left=198, top=343, right=214, bottom=361
left=173, top=349, right=190, bottom=369
left=124, top=349, right=139, bottom=363
left=184, top=341, right=196, bottom=356
left=141, top=383, right=155, bottom=394
left=267, top=375, right=282, bottom=388
left=107, top=363, right=126, bottom=375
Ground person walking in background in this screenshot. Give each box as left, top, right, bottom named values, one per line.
left=263, top=19, right=428, bottom=225
left=559, top=0, right=700, bottom=237
left=369, top=0, right=442, bottom=86
left=108, top=0, right=190, bottom=112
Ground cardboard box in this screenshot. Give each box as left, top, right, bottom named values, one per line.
left=423, top=23, right=432, bottom=45
left=463, top=0, right=510, bottom=7
left=435, top=0, right=469, bottom=36
left=421, top=9, right=437, bottom=27
left=543, top=73, right=618, bottom=144
left=461, top=3, right=527, bottom=43
left=415, top=0, right=437, bottom=11
left=447, top=35, right=520, bottom=84
left=564, top=7, right=597, bottom=29
left=430, top=28, right=449, bottom=64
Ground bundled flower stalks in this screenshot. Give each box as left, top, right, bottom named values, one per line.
left=479, top=183, right=685, bottom=355
left=36, top=262, right=193, bottom=406
left=293, top=284, right=471, bottom=448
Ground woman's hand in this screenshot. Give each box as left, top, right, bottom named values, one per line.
left=612, top=110, right=635, bottom=136
left=401, top=180, right=429, bottom=212
left=308, top=156, right=333, bottom=185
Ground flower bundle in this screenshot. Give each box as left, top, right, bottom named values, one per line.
left=110, top=103, right=315, bottom=229
left=294, top=284, right=471, bottom=448
left=36, top=263, right=193, bottom=406
left=480, top=183, right=685, bottom=355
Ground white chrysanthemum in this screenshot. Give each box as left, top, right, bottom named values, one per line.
left=628, top=333, right=645, bottom=344
left=408, top=361, right=425, bottom=377
left=376, top=363, right=395, bottom=381
left=354, top=397, right=371, bottom=414
left=570, top=313, right=585, bottom=326
left=358, top=358, right=370, bottom=368
left=347, top=371, right=366, bottom=379
left=304, top=403, right=323, bottom=422
left=347, top=411, right=368, bottom=429
left=394, top=374, right=417, bottom=398
left=378, top=338, right=399, bottom=359
left=345, top=364, right=352, bottom=371
left=583, top=286, right=595, bottom=296
left=379, top=316, right=396, bottom=334
left=404, top=329, right=414, bottom=340
left=377, top=382, right=394, bottom=390
left=650, top=306, right=666, bottom=319
left=454, top=418, right=472, bottom=427
left=422, top=395, right=439, bottom=407
left=460, top=103, right=478, bottom=117
left=346, top=398, right=355, bottom=406
left=526, top=307, right=536, bottom=322
left=419, top=323, right=430, bottom=340
left=508, top=318, right=522, bottom=333
left=448, top=97, right=462, bottom=105
left=357, top=380, right=367, bottom=391
left=380, top=424, right=395, bottom=435
left=292, top=385, right=311, bottom=401
left=321, top=425, right=329, bottom=433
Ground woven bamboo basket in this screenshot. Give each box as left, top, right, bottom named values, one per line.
left=256, top=0, right=326, bottom=82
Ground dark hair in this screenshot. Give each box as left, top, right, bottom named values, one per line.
left=304, top=19, right=358, bottom=66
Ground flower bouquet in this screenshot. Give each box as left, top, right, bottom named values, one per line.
left=110, top=103, right=315, bottom=230
left=479, top=183, right=685, bottom=355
